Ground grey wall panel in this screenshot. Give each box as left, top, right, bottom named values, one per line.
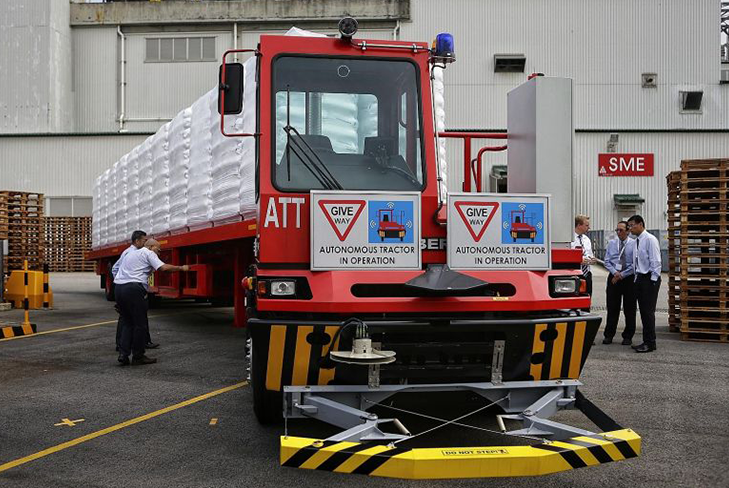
left=573, top=132, right=729, bottom=233
left=403, top=0, right=726, bottom=130
left=73, top=27, right=119, bottom=132
left=0, top=134, right=148, bottom=197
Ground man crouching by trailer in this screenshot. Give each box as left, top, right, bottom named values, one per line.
left=114, top=239, right=189, bottom=366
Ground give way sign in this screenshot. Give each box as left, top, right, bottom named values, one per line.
left=454, top=201, right=500, bottom=242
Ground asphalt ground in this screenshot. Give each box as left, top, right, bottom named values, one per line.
left=1, top=270, right=727, bottom=487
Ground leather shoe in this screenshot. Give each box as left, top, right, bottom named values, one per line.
left=602, top=338, right=613, bottom=345
left=631, top=343, right=643, bottom=350
left=131, top=355, right=157, bottom=365
left=621, top=339, right=632, bottom=346
left=634, top=343, right=656, bottom=353
left=118, top=354, right=130, bottom=366
left=146, top=342, right=160, bottom=349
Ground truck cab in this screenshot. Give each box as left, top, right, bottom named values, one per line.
left=221, top=32, right=601, bottom=425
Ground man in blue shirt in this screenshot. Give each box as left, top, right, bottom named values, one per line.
left=627, top=215, right=662, bottom=353
left=602, top=221, right=636, bottom=345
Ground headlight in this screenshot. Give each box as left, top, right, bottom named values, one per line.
left=551, top=277, right=578, bottom=295
left=270, top=280, right=296, bottom=296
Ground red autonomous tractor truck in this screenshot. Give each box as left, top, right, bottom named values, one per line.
left=89, top=21, right=639, bottom=479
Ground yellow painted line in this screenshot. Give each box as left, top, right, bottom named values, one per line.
left=549, top=322, right=568, bottom=379
left=292, top=326, right=313, bottom=385
left=529, top=323, right=547, bottom=380
left=568, top=321, right=587, bottom=378
left=209, top=418, right=218, bottom=426
left=54, top=418, right=85, bottom=427
left=0, top=381, right=247, bottom=474
left=266, top=325, right=287, bottom=391
left=0, top=311, right=193, bottom=343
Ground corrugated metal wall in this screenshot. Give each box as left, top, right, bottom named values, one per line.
left=0, top=134, right=148, bottom=196
left=574, top=132, right=729, bottom=232
left=403, top=0, right=727, bottom=130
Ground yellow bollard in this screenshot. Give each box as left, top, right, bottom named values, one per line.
left=22, top=260, right=31, bottom=327
left=43, top=263, right=50, bottom=309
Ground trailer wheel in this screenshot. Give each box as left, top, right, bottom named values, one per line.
left=250, top=336, right=282, bottom=424
left=105, top=270, right=116, bottom=301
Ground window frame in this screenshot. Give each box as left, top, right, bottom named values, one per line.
left=144, top=36, right=217, bottom=63
left=269, top=53, right=428, bottom=194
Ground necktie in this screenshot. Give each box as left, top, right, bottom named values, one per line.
left=578, top=234, right=589, bottom=275
left=635, top=238, right=640, bottom=273
left=619, top=240, right=626, bottom=269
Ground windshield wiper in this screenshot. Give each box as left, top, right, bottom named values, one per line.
left=284, top=125, right=344, bottom=190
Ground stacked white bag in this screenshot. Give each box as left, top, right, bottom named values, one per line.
left=93, top=27, right=423, bottom=248
left=137, top=135, right=155, bottom=234
left=151, top=122, right=171, bottom=235
left=169, top=107, right=193, bottom=231
left=125, top=146, right=141, bottom=236
left=187, top=89, right=214, bottom=227
left=432, top=66, right=448, bottom=197
left=209, top=83, right=245, bottom=223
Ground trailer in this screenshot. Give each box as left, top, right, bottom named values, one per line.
left=88, top=20, right=640, bottom=479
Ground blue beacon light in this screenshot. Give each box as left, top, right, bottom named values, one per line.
left=433, top=33, right=455, bottom=63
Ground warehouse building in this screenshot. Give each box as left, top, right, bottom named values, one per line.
left=1, top=0, right=727, bottom=237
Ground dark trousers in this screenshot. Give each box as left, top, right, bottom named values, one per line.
left=604, top=275, right=637, bottom=340
left=635, top=273, right=660, bottom=346
left=116, top=283, right=149, bottom=358
left=584, top=271, right=593, bottom=296
left=116, top=307, right=151, bottom=348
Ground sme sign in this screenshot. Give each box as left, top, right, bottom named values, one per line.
left=598, top=154, right=654, bottom=177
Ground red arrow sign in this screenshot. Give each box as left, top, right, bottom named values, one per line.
left=318, top=200, right=366, bottom=241
left=454, top=201, right=499, bottom=242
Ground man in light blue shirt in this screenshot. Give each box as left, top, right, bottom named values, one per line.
left=602, top=221, right=636, bottom=345
left=115, top=239, right=189, bottom=365
left=627, top=215, right=662, bottom=353
left=113, top=230, right=150, bottom=351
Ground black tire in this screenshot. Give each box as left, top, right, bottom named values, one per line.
left=105, top=270, right=116, bottom=301
left=250, top=335, right=283, bottom=424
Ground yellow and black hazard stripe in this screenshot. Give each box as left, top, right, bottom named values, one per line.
left=530, top=321, right=593, bottom=380
left=1, top=323, right=37, bottom=339
left=280, top=428, right=641, bottom=479
left=265, top=324, right=340, bottom=391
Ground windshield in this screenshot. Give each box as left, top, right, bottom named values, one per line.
left=272, top=56, right=425, bottom=191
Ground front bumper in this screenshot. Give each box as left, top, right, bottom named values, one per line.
left=248, top=315, right=602, bottom=392
left=280, top=428, right=640, bottom=478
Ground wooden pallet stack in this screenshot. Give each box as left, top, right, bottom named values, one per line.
left=0, top=192, right=8, bottom=240
left=44, top=217, right=95, bottom=272
left=670, top=160, right=729, bottom=343
left=1, top=191, right=45, bottom=271
left=666, top=171, right=681, bottom=332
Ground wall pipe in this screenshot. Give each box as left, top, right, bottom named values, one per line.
left=117, top=25, right=126, bottom=132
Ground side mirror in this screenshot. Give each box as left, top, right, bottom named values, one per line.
left=218, top=63, right=244, bottom=115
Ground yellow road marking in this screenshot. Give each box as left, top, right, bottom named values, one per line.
left=0, top=311, right=194, bottom=343
left=54, top=418, right=85, bottom=427
left=0, top=381, right=247, bottom=474
left=209, top=418, right=218, bottom=426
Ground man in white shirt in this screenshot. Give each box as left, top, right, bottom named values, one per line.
left=627, top=215, right=662, bottom=353
left=115, top=239, right=189, bottom=365
left=113, top=231, right=150, bottom=351
left=571, top=214, right=597, bottom=297
left=602, top=221, right=637, bottom=345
